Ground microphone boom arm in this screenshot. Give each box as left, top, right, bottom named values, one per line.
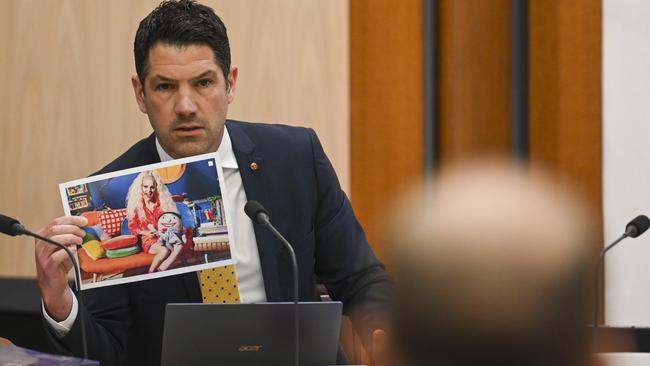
left=257, top=215, right=300, bottom=366
left=244, top=201, right=299, bottom=366
left=16, top=225, right=89, bottom=359
left=594, top=233, right=629, bottom=327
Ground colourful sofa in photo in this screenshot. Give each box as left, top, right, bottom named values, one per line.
left=77, top=204, right=230, bottom=283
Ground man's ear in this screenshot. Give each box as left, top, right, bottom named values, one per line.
left=226, top=65, right=238, bottom=104
left=131, top=74, right=147, bottom=114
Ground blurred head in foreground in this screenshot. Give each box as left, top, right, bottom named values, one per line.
left=385, top=160, right=595, bottom=366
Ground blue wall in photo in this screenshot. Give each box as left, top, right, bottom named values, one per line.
left=84, top=158, right=221, bottom=210
left=168, top=160, right=221, bottom=201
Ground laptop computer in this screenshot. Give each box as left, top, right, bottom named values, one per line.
left=161, top=302, right=343, bottom=366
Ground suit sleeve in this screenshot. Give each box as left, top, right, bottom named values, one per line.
left=44, top=285, right=132, bottom=365
left=307, top=129, right=393, bottom=344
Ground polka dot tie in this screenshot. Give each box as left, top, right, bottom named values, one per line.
left=199, top=265, right=240, bottom=303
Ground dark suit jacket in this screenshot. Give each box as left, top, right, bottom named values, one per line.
left=50, top=120, right=391, bottom=365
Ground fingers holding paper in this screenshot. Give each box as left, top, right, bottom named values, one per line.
left=35, top=215, right=87, bottom=321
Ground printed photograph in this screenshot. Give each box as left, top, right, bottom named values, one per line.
left=59, top=153, right=235, bottom=290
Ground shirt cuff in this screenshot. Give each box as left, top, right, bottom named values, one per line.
left=42, top=294, right=78, bottom=338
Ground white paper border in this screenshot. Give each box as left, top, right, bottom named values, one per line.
left=58, top=152, right=238, bottom=290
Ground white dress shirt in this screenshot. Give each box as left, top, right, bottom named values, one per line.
left=44, top=125, right=267, bottom=336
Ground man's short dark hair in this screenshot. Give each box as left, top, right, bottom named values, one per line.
left=134, top=0, right=231, bottom=87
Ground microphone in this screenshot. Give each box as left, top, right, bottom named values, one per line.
left=0, top=214, right=89, bottom=359
left=625, top=215, right=650, bottom=238
left=0, top=214, right=26, bottom=236
left=244, top=200, right=270, bottom=225
left=594, top=214, right=650, bottom=327
left=244, top=201, right=299, bottom=366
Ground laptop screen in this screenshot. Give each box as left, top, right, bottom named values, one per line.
left=162, top=302, right=342, bottom=366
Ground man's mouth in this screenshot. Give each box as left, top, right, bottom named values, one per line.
left=174, top=124, right=204, bottom=137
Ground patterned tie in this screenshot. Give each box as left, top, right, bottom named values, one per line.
left=199, top=264, right=241, bottom=303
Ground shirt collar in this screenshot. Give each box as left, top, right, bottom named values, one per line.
left=155, top=125, right=239, bottom=169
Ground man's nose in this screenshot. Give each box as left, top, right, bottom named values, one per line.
left=175, top=93, right=197, bottom=117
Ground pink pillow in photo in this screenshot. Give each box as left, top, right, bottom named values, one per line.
left=101, top=235, right=138, bottom=250
left=100, top=209, right=127, bottom=237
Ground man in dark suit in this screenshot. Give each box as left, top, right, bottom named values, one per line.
left=34, top=1, right=391, bottom=365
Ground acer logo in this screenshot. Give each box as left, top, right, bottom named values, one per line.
left=238, top=345, right=263, bottom=352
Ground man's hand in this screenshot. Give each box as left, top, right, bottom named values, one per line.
left=35, top=215, right=87, bottom=322
left=372, top=328, right=390, bottom=366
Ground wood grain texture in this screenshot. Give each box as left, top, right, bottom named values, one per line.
left=0, top=0, right=349, bottom=277
left=438, top=0, right=512, bottom=163
left=529, top=0, right=603, bottom=321
left=217, top=0, right=350, bottom=190
left=350, top=0, right=424, bottom=265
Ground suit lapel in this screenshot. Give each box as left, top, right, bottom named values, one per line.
left=226, top=121, right=283, bottom=301
left=138, top=133, right=161, bottom=166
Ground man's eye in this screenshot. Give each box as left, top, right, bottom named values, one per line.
left=197, top=79, right=212, bottom=87
left=155, top=83, right=173, bottom=91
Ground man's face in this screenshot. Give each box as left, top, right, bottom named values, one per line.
left=141, top=176, right=157, bottom=201
left=132, top=43, right=238, bottom=158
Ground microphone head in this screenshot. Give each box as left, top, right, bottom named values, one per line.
left=0, top=214, right=22, bottom=236
left=625, top=215, right=650, bottom=238
left=244, top=200, right=270, bottom=224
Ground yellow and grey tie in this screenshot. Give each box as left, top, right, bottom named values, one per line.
left=199, top=264, right=241, bottom=303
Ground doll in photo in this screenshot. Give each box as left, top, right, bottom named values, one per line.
left=157, top=211, right=186, bottom=271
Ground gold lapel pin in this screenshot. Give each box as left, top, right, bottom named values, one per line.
left=249, top=162, right=259, bottom=171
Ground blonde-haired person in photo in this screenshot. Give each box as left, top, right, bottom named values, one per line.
left=126, top=170, right=178, bottom=273
left=374, top=160, right=603, bottom=366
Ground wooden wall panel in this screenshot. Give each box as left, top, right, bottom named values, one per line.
left=438, top=0, right=512, bottom=163
left=0, top=0, right=349, bottom=277
left=350, top=0, right=424, bottom=263
left=221, top=0, right=350, bottom=190
left=0, top=1, right=154, bottom=278
left=529, top=0, right=603, bottom=321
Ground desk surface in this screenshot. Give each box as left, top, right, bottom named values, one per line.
left=597, top=353, right=650, bottom=366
